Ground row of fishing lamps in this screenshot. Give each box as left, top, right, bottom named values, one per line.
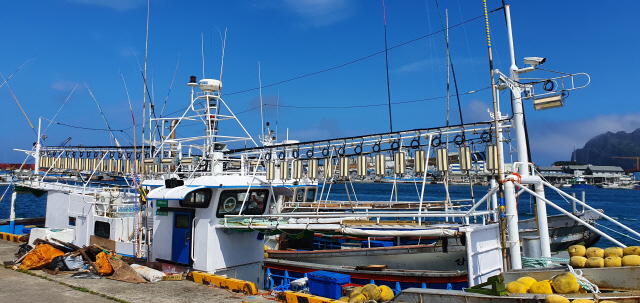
left=264, top=144, right=500, bottom=181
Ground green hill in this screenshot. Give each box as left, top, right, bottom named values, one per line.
left=573, top=128, right=640, bottom=171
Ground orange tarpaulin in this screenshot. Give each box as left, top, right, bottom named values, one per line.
left=96, top=251, right=114, bottom=276
left=19, top=244, right=64, bottom=270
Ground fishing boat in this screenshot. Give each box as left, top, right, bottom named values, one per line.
left=570, top=176, right=596, bottom=189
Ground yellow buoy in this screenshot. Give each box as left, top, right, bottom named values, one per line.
left=571, top=299, right=594, bottom=303
left=544, top=294, right=570, bottom=303
left=517, top=276, right=537, bottom=288
left=349, top=286, right=364, bottom=298
left=551, top=273, right=580, bottom=294
left=348, top=293, right=367, bottom=303
left=622, top=255, right=640, bottom=266
left=506, top=281, right=529, bottom=294
left=569, top=256, right=587, bottom=268
left=585, top=257, right=604, bottom=268
left=568, top=245, right=586, bottom=257
left=623, top=246, right=640, bottom=256
left=604, top=256, right=622, bottom=267
left=604, top=247, right=623, bottom=258
left=530, top=280, right=554, bottom=294
left=585, top=247, right=604, bottom=259
left=379, top=285, right=395, bottom=302
left=338, top=296, right=350, bottom=302
left=361, top=284, right=381, bottom=301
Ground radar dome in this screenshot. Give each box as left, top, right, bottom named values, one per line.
left=198, top=79, right=222, bottom=92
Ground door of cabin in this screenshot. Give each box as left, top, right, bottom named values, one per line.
left=171, top=212, right=192, bottom=264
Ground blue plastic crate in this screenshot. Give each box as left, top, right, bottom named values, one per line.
left=362, top=240, right=394, bottom=248
left=308, top=271, right=351, bottom=299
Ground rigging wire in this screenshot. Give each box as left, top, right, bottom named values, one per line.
left=382, top=0, right=394, bottom=133
left=42, top=84, right=78, bottom=138
left=0, top=55, right=36, bottom=90
left=435, top=0, right=464, bottom=125
left=224, top=8, right=500, bottom=97
left=0, top=71, right=37, bottom=136
left=455, top=0, right=479, bottom=88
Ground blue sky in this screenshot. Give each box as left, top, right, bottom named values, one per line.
left=1, top=0, right=639, bottom=166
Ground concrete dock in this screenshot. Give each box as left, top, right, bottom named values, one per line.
left=0, top=240, right=274, bottom=303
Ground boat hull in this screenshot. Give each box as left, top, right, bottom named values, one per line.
left=267, top=244, right=467, bottom=272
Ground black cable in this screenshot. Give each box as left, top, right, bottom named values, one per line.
left=382, top=1, right=393, bottom=133
left=224, top=9, right=499, bottom=96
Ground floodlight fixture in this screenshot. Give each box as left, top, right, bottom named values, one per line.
left=533, top=94, right=564, bottom=111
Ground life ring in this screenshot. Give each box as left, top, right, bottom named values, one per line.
left=338, top=146, right=345, bottom=156
left=322, top=148, right=329, bottom=157
left=292, top=149, right=299, bottom=159
left=390, top=140, right=400, bottom=150
left=454, top=134, right=465, bottom=146
left=278, top=152, right=285, bottom=160
left=265, top=152, right=272, bottom=161
left=306, top=149, right=314, bottom=158
left=354, top=144, right=362, bottom=154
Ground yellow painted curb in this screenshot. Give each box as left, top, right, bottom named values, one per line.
left=282, top=291, right=340, bottom=303
left=0, top=232, right=24, bottom=243
left=188, top=271, right=258, bottom=295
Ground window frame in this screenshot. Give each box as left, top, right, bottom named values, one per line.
left=179, top=188, right=213, bottom=208
left=216, top=189, right=271, bottom=218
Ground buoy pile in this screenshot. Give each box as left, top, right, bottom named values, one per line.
left=569, top=245, right=640, bottom=268
left=507, top=273, right=585, bottom=295
left=338, top=284, right=395, bottom=302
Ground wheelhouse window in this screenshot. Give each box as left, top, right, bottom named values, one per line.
left=94, top=221, right=110, bottom=239
left=295, top=189, right=305, bottom=202
left=216, top=189, right=270, bottom=218
left=179, top=188, right=213, bottom=208
left=306, top=188, right=317, bottom=202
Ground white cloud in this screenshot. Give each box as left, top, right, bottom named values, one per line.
left=283, top=0, right=354, bottom=27
left=68, top=0, right=146, bottom=11
left=51, top=80, right=77, bottom=91
left=394, top=59, right=433, bottom=73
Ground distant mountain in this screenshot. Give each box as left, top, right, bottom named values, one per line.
left=572, top=128, right=640, bottom=171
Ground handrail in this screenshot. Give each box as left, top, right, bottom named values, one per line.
left=517, top=184, right=625, bottom=247
left=225, top=209, right=495, bottom=220
left=541, top=180, right=640, bottom=240
left=191, top=216, right=197, bottom=263
left=464, top=186, right=499, bottom=216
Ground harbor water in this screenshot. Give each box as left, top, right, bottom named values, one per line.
left=0, top=183, right=638, bottom=248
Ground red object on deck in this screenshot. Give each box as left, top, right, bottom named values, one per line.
left=0, top=163, right=34, bottom=170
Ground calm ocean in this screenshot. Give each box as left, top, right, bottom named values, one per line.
left=0, top=183, right=637, bottom=248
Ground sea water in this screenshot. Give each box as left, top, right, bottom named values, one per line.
left=0, top=183, right=638, bottom=248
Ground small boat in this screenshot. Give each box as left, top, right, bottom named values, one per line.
left=570, top=176, right=596, bottom=188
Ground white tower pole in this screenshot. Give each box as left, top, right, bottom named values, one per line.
left=505, top=4, right=529, bottom=176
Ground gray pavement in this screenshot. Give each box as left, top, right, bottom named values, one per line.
left=0, top=240, right=274, bottom=303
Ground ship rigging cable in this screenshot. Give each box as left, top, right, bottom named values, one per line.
left=224, top=6, right=503, bottom=96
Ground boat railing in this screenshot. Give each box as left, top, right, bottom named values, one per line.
left=281, top=199, right=474, bottom=211
left=223, top=208, right=496, bottom=231
left=517, top=181, right=640, bottom=248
